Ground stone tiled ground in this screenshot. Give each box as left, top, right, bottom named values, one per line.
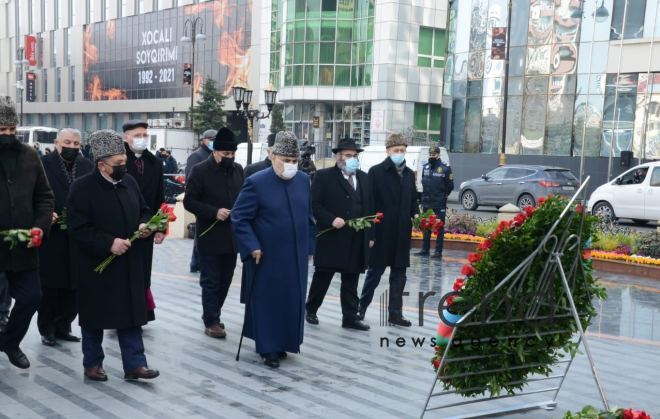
left=1, top=238, right=659, bottom=418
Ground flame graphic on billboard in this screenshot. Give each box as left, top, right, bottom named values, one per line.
left=87, top=75, right=128, bottom=101
left=83, top=26, right=98, bottom=74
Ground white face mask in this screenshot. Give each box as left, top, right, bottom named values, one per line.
left=281, top=162, right=298, bottom=179
left=132, top=137, right=149, bottom=152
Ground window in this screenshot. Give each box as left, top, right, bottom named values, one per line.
left=56, top=68, right=62, bottom=102
left=610, top=0, right=646, bottom=40
left=413, top=102, right=442, bottom=141
left=650, top=168, right=660, bottom=187
left=69, top=0, right=74, bottom=26
left=54, top=0, right=59, bottom=28
left=101, top=0, right=107, bottom=20
left=507, top=168, right=536, bottom=178
left=418, top=26, right=446, bottom=68
left=119, top=0, right=127, bottom=18
left=486, top=167, right=507, bottom=180
left=69, top=66, right=75, bottom=101
left=50, top=31, right=57, bottom=67
left=43, top=69, right=48, bottom=102
left=64, top=28, right=69, bottom=66
left=619, top=167, right=648, bottom=185
left=42, top=0, right=47, bottom=31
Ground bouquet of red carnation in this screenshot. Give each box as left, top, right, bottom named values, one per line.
left=413, top=209, right=445, bottom=235
left=0, top=228, right=43, bottom=249
left=94, top=204, right=176, bottom=274
left=317, top=212, right=384, bottom=237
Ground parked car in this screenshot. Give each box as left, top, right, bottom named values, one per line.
left=459, top=164, right=580, bottom=210
left=587, top=161, right=660, bottom=224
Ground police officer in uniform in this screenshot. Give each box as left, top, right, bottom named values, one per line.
left=416, top=145, right=453, bottom=258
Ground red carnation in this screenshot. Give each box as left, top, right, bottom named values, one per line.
left=453, top=278, right=465, bottom=291
left=432, top=359, right=441, bottom=369
left=376, top=212, right=384, bottom=220
left=374, top=217, right=381, bottom=224
left=446, top=295, right=455, bottom=306
left=512, top=213, right=526, bottom=227
left=467, top=252, right=482, bottom=264
left=524, top=205, right=536, bottom=217
left=30, top=236, right=42, bottom=248
left=477, top=239, right=492, bottom=251
left=31, top=228, right=41, bottom=237
left=461, top=264, right=476, bottom=277
left=575, top=203, right=584, bottom=214
left=537, top=197, right=546, bottom=206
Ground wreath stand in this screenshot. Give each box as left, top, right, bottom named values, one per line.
left=420, top=177, right=609, bottom=418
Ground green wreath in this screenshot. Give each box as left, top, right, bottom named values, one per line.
left=432, top=196, right=607, bottom=397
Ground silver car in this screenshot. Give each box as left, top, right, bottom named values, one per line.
left=459, top=165, right=580, bottom=210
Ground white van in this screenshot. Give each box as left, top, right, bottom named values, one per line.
left=359, top=145, right=449, bottom=192
left=588, top=161, right=660, bottom=223
left=235, top=142, right=267, bottom=168
left=16, top=126, right=59, bottom=152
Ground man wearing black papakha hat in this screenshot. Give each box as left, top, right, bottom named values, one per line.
left=232, top=131, right=315, bottom=368
left=305, top=138, right=373, bottom=331
left=0, top=97, right=54, bottom=369
left=67, top=129, right=159, bottom=382
left=184, top=127, right=244, bottom=339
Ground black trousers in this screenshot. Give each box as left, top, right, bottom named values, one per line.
left=421, top=206, right=447, bottom=255
left=37, top=287, right=78, bottom=337
left=0, top=270, right=41, bottom=351
left=359, top=266, right=407, bottom=318
left=306, top=270, right=360, bottom=322
left=199, top=253, right=237, bottom=327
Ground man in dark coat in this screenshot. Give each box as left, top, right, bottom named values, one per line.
left=305, top=138, right=372, bottom=331
left=358, top=133, right=419, bottom=327
left=186, top=129, right=216, bottom=273
left=184, top=128, right=244, bottom=339
left=416, top=145, right=454, bottom=258
left=68, top=129, right=159, bottom=382
left=122, top=120, right=165, bottom=319
left=244, top=133, right=275, bottom=178
left=232, top=131, right=315, bottom=369
left=0, top=97, right=55, bottom=369
left=37, top=128, right=93, bottom=347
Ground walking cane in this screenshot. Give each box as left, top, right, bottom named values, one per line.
left=236, top=257, right=258, bottom=361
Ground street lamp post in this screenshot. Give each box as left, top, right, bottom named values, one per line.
left=232, top=86, right=278, bottom=165
left=14, top=47, right=30, bottom=126
left=181, top=17, right=206, bottom=135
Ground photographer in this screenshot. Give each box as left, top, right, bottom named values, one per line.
left=298, top=140, right=317, bottom=181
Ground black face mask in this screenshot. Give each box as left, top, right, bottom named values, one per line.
left=60, top=146, right=79, bottom=161
left=219, top=157, right=234, bottom=168
left=108, top=164, right=127, bottom=181
left=429, top=156, right=438, bottom=161
left=0, top=134, right=16, bottom=149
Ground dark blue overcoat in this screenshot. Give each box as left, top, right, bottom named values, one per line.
left=231, top=168, right=315, bottom=355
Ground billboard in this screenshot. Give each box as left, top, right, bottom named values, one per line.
left=25, top=35, right=37, bottom=66
left=83, top=1, right=252, bottom=101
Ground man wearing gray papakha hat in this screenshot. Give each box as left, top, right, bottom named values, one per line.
left=231, top=129, right=315, bottom=369
left=67, top=129, right=160, bottom=381
left=0, top=96, right=55, bottom=370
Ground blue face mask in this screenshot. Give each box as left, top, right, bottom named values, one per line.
left=206, top=142, right=214, bottom=151
left=390, top=153, right=405, bottom=165
left=344, top=157, right=360, bottom=173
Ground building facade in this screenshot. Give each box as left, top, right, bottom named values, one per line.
left=261, top=0, right=449, bottom=156
left=442, top=0, right=659, bottom=181
left=0, top=0, right=261, bottom=140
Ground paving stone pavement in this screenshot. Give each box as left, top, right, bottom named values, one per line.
left=1, top=238, right=659, bottom=418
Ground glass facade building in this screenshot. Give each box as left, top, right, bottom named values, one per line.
left=443, top=0, right=660, bottom=161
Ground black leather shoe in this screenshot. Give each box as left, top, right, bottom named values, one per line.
left=388, top=316, right=412, bottom=327
left=305, top=312, right=319, bottom=325
left=415, top=251, right=430, bottom=256
left=0, top=315, right=8, bottom=334
left=84, top=366, right=108, bottom=382
left=430, top=253, right=443, bottom=259
left=41, top=335, right=57, bottom=347
left=342, top=319, right=370, bottom=331
left=124, top=367, right=160, bottom=380
left=56, top=333, right=81, bottom=342
left=262, top=354, right=280, bottom=368
left=278, top=352, right=288, bottom=359
left=2, top=348, right=30, bottom=369
left=356, top=311, right=365, bottom=321
left=190, top=267, right=199, bottom=273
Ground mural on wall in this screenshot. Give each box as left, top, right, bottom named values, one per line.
left=83, top=1, right=252, bottom=101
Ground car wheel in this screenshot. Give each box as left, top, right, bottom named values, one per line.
left=592, top=201, right=616, bottom=221
left=632, top=219, right=648, bottom=226
left=517, top=194, right=536, bottom=209
left=461, top=190, right=478, bottom=211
